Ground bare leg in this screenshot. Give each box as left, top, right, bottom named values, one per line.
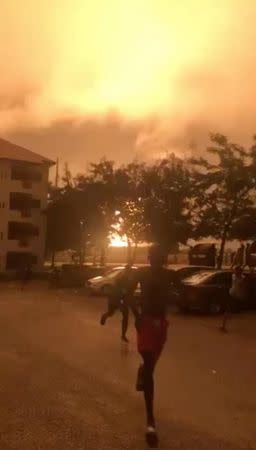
left=120, top=304, right=129, bottom=341
left=100, top=299, right=116, bottom=325
left=140, top=352, right=157, bottom=427
left=220, top=300, right=231, bottom=333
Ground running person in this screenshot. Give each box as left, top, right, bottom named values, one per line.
left=100, top=265, right=133, bottom=342
left=129, top=244, right=173, bottom=444
left=18, top=261, right=33, bottom=290
left=220, top=265, right=246, bottom=332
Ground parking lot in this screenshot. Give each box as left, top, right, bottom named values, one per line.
left=0, top=282, right=255, bottom=449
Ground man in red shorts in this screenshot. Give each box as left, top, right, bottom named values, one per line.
left=129, top=244, right=174, bottom=444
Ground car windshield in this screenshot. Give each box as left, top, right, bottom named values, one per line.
left=183, top=271, right=214, bottom=285
left=104, top=268, right=124, bottom=280
left=177, top=267, right=208, bottom=279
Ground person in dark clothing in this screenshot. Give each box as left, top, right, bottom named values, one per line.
left=232, top=242, right=246, bottom=268
left=129, top=244, right=172, bottom=444
left=220, top=266, right=245, bottom=333
left=100, top=265, right=133, bottom=342
left=18, top=262, right=33, bottom=290
left=244, top=269, right=256, bottom=309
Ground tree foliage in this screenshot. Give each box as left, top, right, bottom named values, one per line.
left=46, top=134, right=256, bottom=266
left=190, top=134, right=256, bottom=267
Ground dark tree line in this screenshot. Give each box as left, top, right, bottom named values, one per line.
left=46, top=134, right=256, bottom=268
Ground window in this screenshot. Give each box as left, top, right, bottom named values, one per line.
left=10, top=192, right=32, bottom=210
left=6, top=252, right=37, bottom=270
left=104, top=268, right=124, bottom=280
left=202, top=272, right=232, bottom=286
left=11, top=162, right=42, bottom=182
left=8, top=221, right=39, bottom=240
left=9, top=193, right=40, bottom=211
left=184, top=272, right=213, bottom=284
left=211, top=272, right=232, bottom=286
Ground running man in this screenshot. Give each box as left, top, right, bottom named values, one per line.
left=18, top=261, right=33, bottom=290
left=129, top=244, right=173, bottom=445
left=100, top=265, right=133, bottom=342
left=220, top=265, right=246, bottom=332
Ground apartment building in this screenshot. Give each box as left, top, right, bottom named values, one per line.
left=0, top=138, right=54, bottom=272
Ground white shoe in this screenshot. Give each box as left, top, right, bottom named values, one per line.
left=146, top=426, right=156, bottom=434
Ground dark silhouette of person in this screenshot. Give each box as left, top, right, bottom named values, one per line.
left=220, top=266, right=245, bottom=332
left=20, top=261, right=33, bottom=290
left=128, top=244, right=172, bottom=444
left=246, top=243, right=252, bottom=269
left=232, top=242, right=246, bottom=268
left=100, top=265, right=133, bottom=342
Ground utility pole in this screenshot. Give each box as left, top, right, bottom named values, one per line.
left=51, top=157, right=59, bottom=269
left=55, top=157, right=59, bottom=188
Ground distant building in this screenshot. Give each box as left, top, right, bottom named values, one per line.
left=0, top=138, right=54, bottom=273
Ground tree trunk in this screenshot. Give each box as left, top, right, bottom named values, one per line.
left=131, top=242, right=138, bottom=265
left=217, top=224, right=229, bottom=269
left=92, top=248, right=97, bottom=266
left=51, top=251, right=55, bottom=268
left=100, top=246, right=106, bottom=267
left=127, top=238, right=132, bottom=265
left=79, top=248, right=85, bottom=267
left=217, top=199, right=238, bottom=270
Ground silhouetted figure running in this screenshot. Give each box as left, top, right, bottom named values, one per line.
left=100, top=265, right=133, bottom=342
left=220, top=266, right=245, bottom=333
left=129, top=245, right=172, bottom=446
left=18, top=262, right=33, bottom=290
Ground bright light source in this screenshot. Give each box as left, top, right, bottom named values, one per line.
left=109, top=233, right=128, bottom=247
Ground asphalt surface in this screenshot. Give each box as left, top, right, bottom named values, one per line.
left=0, top=282, right=255, bottom=450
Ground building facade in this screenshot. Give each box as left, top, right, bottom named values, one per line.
left=0, top=138, right=54, bottom=272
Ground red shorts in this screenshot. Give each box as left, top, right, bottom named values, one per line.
left=137, top=316, right=168, bottom=358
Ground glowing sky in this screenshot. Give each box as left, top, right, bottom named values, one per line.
left=1, top=1, right=256, bottom=169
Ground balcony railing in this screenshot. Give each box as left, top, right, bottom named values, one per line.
left=6, top=252, right=37, bottom=270
left=9, top=193, right=41, bottom=211
left=8, top=221, right=39, bottom=240
left=11, top=162, right=42, bottom=182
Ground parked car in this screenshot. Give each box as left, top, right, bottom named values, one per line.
left=188, top=243, right=216, bottom=267
left=133, top=265, right=214, bottom=303
left=164, top=265, right=214, bottom=302
left=167, top=264, right=214, bottom=282
left=176, top=270, right=256, bottom=314
left=86, top=264, right=215, bottom=299
left=49, top=264, right=105, bottom=288
left=86, top=266, right=138, bottom=296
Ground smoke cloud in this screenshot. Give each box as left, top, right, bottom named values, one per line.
left=1, top=0, right=256, bottom=167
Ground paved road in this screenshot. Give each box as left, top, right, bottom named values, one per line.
left=0, top=283, right=255, bottom=450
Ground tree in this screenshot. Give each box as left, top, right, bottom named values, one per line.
left=46, top=189, right=88, bottom=262
left=45, top=154, right=197, bottom=266
left=46, top=165, right=91, bottom=266
left=114, top=199, right=147, bottom=263
left=230, top=207, right=256, bottom=240
left=111, top=162, right=148, bottom=263
left=141, top=155, right=193, bottom=252
left=191, top=134, right=256, bottom=268
left=75, top=159, right=126, bottom=265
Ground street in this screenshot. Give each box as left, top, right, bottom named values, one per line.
left=0, top=283, right=255, bottom=450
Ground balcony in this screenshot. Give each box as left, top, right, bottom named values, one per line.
left=11, top=162, right=42, bottom=183
left=6, top=252, right=37, bottom=270
left=9, top=193, right=41, bottom=216
left=8, top=221, right=39, bottom=240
